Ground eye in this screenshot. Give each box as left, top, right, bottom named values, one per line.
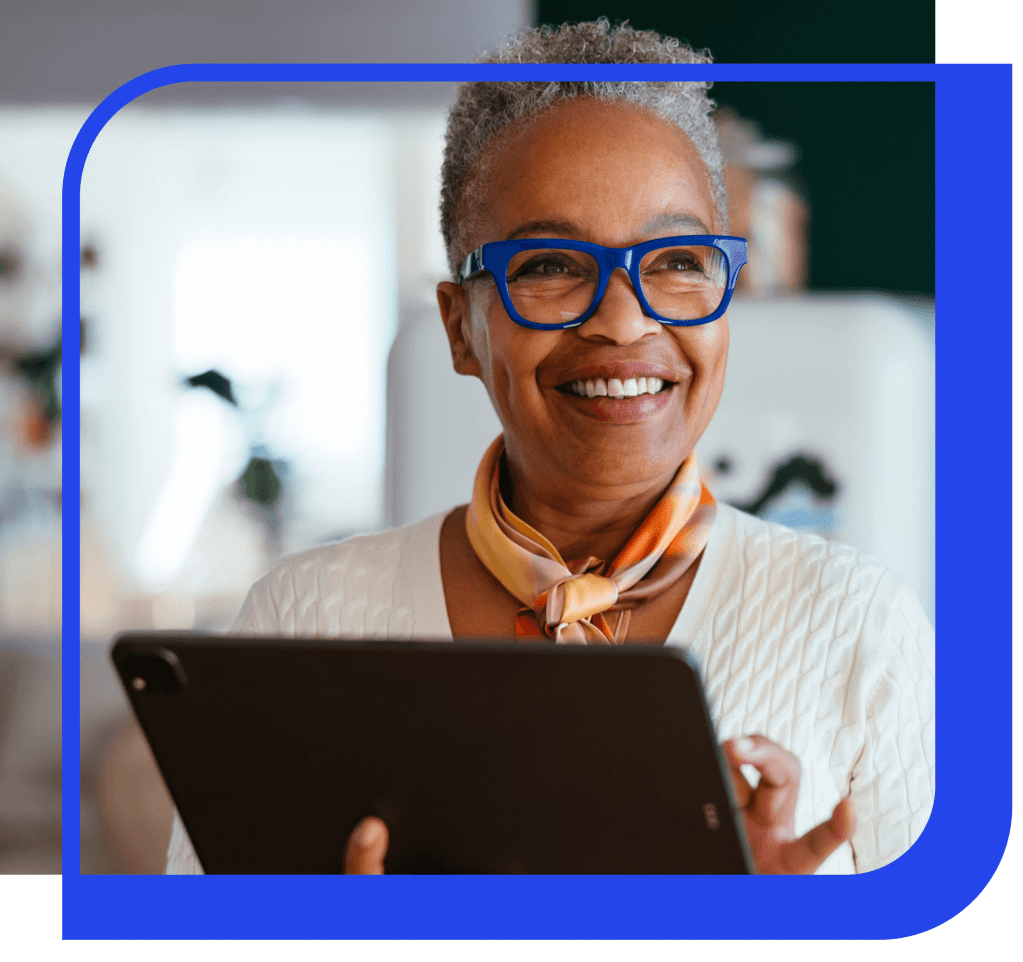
left=508, top=251, right=592, bottom=282
left=647, top=249, right=706, bottom=275
left=523, top=257, right=570, bottom=275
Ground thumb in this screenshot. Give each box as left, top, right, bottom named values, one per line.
left=344, top=816, right=389, bottom=874
left=782, top=796, right=858, bottom=875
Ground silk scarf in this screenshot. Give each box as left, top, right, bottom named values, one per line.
left=465, top=434, right=716, bottom=644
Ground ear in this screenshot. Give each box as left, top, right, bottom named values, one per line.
left=437, top=281, right=483, bottom=378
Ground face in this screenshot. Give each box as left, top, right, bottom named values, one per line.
left=438, top=98, right=729, bottom=500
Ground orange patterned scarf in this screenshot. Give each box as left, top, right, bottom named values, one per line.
left=465, top=435, right=716, bottom=644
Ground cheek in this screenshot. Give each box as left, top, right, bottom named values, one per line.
left=471, top=296, right=555, bottom=399
left=669, top=322, right=729, bottom=436
left=464, top=289, right=497, bottom=380
left=465, top=296, right=527, bottom=417
left=695, top=325, right=729, bottom=430
left=705, top=328, right=729, bottom=389
left=678, top=322, right=729, bottom=383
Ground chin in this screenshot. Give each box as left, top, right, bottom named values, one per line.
left=565, top=438, right=691, bottom=487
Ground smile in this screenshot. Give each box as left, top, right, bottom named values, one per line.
left=561, top=376, right=670, bottom=398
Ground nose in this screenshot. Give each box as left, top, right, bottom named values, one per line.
left=577, top=268, right=662, bottom=345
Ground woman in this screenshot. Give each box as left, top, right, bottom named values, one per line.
left=167, top=21, right=934, bottom=875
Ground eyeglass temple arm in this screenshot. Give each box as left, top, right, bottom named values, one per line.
left=458, top=247, right=486, bottom=282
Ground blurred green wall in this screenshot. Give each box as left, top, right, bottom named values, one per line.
left=532, top=4, right=935, bottom=296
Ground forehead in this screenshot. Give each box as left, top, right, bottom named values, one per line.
left=475, top=98, right=718, bottom=246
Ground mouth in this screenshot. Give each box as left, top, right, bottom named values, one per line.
left=557, top=375, right=672, bottom=399
left=552, top=372, right=679, bottom=425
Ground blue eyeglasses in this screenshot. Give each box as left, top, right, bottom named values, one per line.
left=458, top=235, right=748, bottom=330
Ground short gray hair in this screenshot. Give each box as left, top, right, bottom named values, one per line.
left=440, top=19, right=726, bottom=278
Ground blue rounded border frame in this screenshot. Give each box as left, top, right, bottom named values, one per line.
left=62, top=62, right=1011, bottom=939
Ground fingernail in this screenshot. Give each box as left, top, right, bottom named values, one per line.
left=734, top=737, right=755, bottom=755
left=353, top=818, right=384, bottom=848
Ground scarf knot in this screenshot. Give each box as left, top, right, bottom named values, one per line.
left=466, top=435, right=716, bottom=645
left=539, top=571, right=620, bottom=642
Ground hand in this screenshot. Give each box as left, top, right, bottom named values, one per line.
left=724, top=734, right=857, bottom=875
left=344, top=816, right=389, bottom=874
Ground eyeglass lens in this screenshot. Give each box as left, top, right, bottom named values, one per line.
left=504, top=244, right=729, bottom=326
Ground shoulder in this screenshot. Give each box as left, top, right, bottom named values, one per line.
left=707, top=503, right=931, bottom=648
left=716, top=502, right=898, bottom=598
left=275, top=519, right=431, bottom=579
left=232, top=512, right=450, bottom=638
left=720, top=501, right=884, bottom=572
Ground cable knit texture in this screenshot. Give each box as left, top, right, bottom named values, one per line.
left=166, top=504, right=934, bottom=876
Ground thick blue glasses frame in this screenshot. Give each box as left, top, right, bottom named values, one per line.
left=458, top=235, right=749, bottom=330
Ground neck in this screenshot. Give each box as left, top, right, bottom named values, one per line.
left=502, top=452, right=677, bottom=563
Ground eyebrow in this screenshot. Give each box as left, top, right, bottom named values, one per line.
left=505, top=213, right=713, bottom=243
left=505, top=219, right=581, bottom=241
left=641, top=213, right=712, bottom=235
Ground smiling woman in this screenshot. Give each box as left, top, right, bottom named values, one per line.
left=165, top=20, right=934, bottom=876
left=436, top=97, right=734, bottom=646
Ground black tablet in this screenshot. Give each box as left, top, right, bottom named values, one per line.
left=111, top=633, right=754, bottom=874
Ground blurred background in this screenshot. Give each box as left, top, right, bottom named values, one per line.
left=0, top=0, right=934, bottom=874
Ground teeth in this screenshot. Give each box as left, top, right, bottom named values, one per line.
left=566, top=376, right=667, bottom=398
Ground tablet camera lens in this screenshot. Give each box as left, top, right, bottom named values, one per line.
left=116, top=649, right=186, bottom=695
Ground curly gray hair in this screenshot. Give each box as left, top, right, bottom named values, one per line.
left=440, top=19, right=726, bottom=278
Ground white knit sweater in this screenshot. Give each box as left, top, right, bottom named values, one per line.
left=166, top=503, right=934, bottom=875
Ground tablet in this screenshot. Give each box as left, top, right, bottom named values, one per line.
left=111, top=633, right=754, bottom=874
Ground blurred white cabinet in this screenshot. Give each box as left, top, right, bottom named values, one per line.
left=386, top=303, right=502, bottom=528
left=697, top=294, right=934, bottom=623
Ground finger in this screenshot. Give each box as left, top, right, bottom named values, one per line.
left=780, top=796, right=858, bottom=875
left=728, top=762, right=753, bottom=808
left=727, top=736, right=800, bottom=827
left=344, top=816, right=389, bottom=874
left=727, top=736, right=800, bottom=788
left=722, top=743, right=753, bottom=808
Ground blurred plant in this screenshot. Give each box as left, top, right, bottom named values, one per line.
left=0, top=243, right=23, bottom=282
left=182, top=368, right=289, bottom=555
left=13, top=329, right=63, bottom=425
